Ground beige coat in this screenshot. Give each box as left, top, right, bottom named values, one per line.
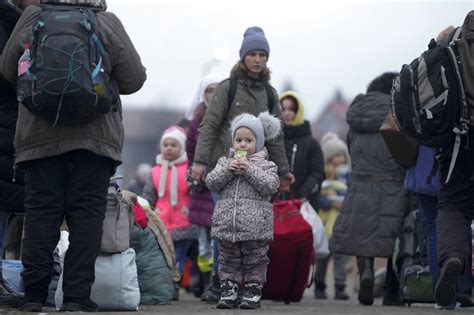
left=0, top=5, right=146, bottom=165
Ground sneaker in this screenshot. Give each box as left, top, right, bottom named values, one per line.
left=240, top=282, right=262, bottom=309
left=434, top=257, right=463, bottom=307
left=216, top=280, right=238, bottom=309
left=62, top=297, right=99, bottom=312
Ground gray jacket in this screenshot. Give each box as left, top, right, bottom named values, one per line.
left=0, top=4, right=146, bottom=165
left=330, top=92, right=408, bottom=258
left=205, top=156, right=279, bottom=242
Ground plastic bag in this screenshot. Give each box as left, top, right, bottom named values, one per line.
left=300, top=201, right=330, bottom=258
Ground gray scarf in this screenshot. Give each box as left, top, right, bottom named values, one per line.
left=155, top=154, right=187, bottom=207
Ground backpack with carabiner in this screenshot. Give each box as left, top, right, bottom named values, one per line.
left=16, top=5, right=115, bottom=126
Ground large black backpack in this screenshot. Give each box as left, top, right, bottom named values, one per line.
left=16, top=5, right=114, bottom=126
left=391, top=28, right=468, bottom=149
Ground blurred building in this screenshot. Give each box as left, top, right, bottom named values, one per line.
left=311, top=90, right=350, bottom=142
left=119, top=107, right=185, bottom=184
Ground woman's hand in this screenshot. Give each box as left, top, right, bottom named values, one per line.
left=192, top=163, right=207, bottom=183
left=279, top=172, right=295, bottom=191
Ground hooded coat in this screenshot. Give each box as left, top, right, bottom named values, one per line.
left=330, top=91, right=408, bottom=258
left=280, top=91, right=325, bottom=208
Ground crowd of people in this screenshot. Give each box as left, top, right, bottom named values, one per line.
left=0, top=0, right=473, bottom=312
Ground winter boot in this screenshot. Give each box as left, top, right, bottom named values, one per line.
left=240, top=282, right=262, bottom=309
left=435, top=257, right=463, bottom=307
left=357, top=257, right=374, bottom=306
left=335, top=284, right=349, bottom=300
left=201, top=271, right=221, bottom=303
left=314, top=282, right=328, bottom=299
left=216, top=280, right=239, bottom=309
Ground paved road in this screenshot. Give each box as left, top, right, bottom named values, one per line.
left=3, top=289, right=473, bottom=315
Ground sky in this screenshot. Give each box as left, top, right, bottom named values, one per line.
left=107, top=0, right=473, bottom=119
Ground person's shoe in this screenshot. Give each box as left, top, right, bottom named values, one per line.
left=434, top=257, right=463, bottom=307
left=457, top=293, right=474, bottom=308
left=0, top=281, right=19, bottom=307
left=62, top=297, right=99, bottom=312
left=16, top=298, right=43, bottom=312
left=216, top=280, right=238, bottom=309
left=382, top=296, right=405, bottom=306
left=357, top=257, right=374, bottom=306
left=201, top=272, right=221, bottom=303
left=216, top=279, right=239, bottom=309
left=239, top=282, right=262, bottom=309
left=314, top=287, right=328, bottom=299
left=335, top=285, right=349, bottom=300
left=435, top=302, right=456, bottom=310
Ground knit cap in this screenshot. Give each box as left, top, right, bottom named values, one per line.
left=239, top=26, right=270, bottom=60
left=321, top=132, right=349, bottom=163
left=160, top=126, right=186, bottom=156
left=231, top=112, right=281, bottom=152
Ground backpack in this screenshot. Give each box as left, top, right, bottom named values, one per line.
left=227, top=77, right=275, bottom=112
left=16, top=5, right=115, bottom=126
left=391, top=26, right=471, bottom=182
left=396, top=209, right=435, bottom=305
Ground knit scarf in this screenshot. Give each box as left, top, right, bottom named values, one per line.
left=248, top=149, right=268, bottom=163
left=155, top=154, right=187, bottom=207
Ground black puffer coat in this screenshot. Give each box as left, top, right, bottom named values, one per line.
left=0, top=2, right=24, bottom=211
left=283, top=121, right=325, bottom=208
left=330, top=92, right=408, bottom=258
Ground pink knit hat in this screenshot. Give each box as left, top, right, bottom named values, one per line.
left=160, top=126, right=186, bottom=156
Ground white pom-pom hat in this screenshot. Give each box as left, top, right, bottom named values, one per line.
left=230, top=112, right=281, bottom=152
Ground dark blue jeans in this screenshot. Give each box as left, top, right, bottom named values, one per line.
left=418, top=194, right=472, bottom=296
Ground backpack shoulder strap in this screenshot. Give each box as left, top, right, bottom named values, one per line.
left=227, top=77, right=275, bottom=113
left=227, top=77, right=238, bottom=110
left=265, top=83, right=275, bottom=113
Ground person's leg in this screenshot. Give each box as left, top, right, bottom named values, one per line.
left=216, top=240, right=242, bottom=309
left=314, top=255, right=330, bottom=299
left=62, top=150, right=113, bottom=310
left=357, top=256, right=374, bottom=306
left=20, top=157, right=67, bottom=310
left=418, top=194, right=440, bottom=283
left=0, top=211, right=8, bottom=260
left=240, top=240, right=269, bottom=309
left=0, top=210, right=18, bottom=307
left=456, top=228, right=473, bottom=307
left=334, top=254, right=349, bottom=300
left=435, top=144, right=474, bottom=307
left=383, top=255, right=403, bottom=306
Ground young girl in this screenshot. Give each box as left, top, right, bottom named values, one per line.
left=205, top=112, right=280, bottom=309
left=315, top=132, right=350, bottom=300
left=142, top=126, right=197, bottom=298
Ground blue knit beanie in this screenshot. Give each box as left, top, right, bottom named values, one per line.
left=239, top=26, right=270, bottom=60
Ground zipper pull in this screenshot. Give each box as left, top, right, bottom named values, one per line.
left=12, top=164, right=17, bottom=183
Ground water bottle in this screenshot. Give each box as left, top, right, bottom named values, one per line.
left=18, top=43, right=31, bottom=76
